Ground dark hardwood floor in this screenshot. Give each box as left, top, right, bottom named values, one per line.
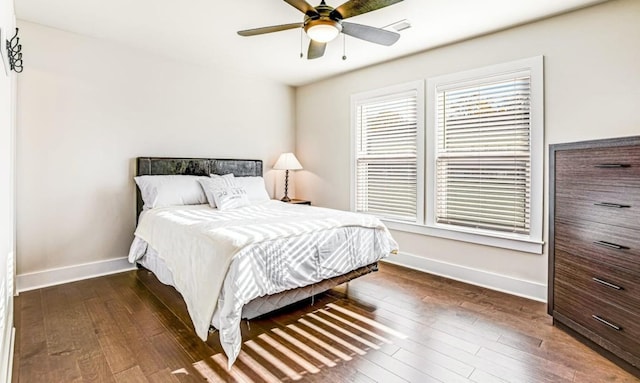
left=12, top=263, right=640, bottom=382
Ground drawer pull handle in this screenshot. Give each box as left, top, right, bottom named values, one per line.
left=593, top=240, right=629, bottom=250
left=594, top=202, right=631, bottom=209
left=592, top=277, right=623, bottom=290
left=592, top=315, right=622, bottom=331
left=594, top=164, right=631, bottom=168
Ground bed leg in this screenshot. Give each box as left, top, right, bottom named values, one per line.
left=311, top=285, right=315, bottom=306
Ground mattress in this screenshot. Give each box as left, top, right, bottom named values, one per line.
left=136, top=247, right=378, bottom=320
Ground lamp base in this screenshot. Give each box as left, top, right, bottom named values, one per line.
left=281, top=169, right=291, bottom=203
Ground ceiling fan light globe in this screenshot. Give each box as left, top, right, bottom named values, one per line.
left=305, top=20, right=341, bottom=43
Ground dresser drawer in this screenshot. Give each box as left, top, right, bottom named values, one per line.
left=555, top=145, right=640, bottom=188
left=555, top=250, right=640, bottom=314
left=555, top=183, right=640, bottom=230
left=554, top=218, right=640, bottom=271
left=554, top=281, right=640, bottom=356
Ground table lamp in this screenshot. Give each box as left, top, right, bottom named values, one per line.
left=273, top=153, right=303, bottom=202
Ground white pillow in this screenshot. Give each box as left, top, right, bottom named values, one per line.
left=212, top=186, right=251, bottom=210
left=198, top=174, right=236, bottom=208
left=134, top=175, right=208, bottom=209
left=233, top=176, right=270, bottom=202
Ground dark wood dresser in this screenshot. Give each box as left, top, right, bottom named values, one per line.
left=549, top=135, right=640, bottom=373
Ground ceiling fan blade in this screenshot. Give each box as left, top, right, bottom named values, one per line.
left=342, top=22, right=400, bottom=46
left=307, top=40, right=327, bottom=59
left=284, top=0, right=320, bottom=17
left=237, top=23, right=303, bottom=37
left=331, top=0, right=403, bottom=20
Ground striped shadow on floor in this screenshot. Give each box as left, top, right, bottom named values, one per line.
left=178, top=302, right=408, bottom=382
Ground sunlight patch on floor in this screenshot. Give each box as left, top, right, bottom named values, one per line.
left=182, top=303, right=408, bottom=382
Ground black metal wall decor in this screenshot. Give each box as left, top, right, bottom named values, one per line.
left=6, top=28, right=23, bottom=73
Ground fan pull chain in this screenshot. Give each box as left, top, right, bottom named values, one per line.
left=342, top=34, right=347, bottom=61
left=300, top=28, right=304, bottom=59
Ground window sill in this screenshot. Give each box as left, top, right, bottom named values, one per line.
left=382, top=219, right=544, bottom=254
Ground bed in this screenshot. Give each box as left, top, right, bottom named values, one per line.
left=128, top=157, right=398, bottom=367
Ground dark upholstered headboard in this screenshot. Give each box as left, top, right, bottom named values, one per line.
left=135, top=157, right=263, bottom=219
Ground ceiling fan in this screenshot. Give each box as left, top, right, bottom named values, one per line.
left=237, top=0, right=404, bottom=60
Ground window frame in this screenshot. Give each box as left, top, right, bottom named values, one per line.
left=349, top=57, right=544, bottom=254
left=350, top=80, right=426, bottom=225
left=424, top=56, right=544, bottom=253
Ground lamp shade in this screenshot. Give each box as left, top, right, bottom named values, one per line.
left=273, top=153, right=303, bottom=170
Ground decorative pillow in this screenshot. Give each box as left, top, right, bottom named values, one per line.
left=198, top=174, right=236, bottom=208
left=210, top=173, right=236, bottom=184
left=233, top=176, right=270, bottom=202
left=134, top=175, right=208, bottom=210
left=212, top=186, right=251, bottom=210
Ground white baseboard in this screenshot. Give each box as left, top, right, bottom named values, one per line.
left=17, top=257, right=136, bottom=293
left=382, top=252, right=547, bottom=302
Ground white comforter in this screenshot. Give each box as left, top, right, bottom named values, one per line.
left=129, top=201, right=397, bottom=366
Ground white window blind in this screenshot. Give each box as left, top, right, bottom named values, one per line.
left=435, top=76, right=532, bottom=234
left=354, top=89, right=419, bottom=222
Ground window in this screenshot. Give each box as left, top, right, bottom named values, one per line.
left=350, top=57, right=543, bottom=254
left=351, top=81, right=425, bottom=223
left=435, top=76, right=532, bottom=234
left=426, top=56, right=544, bottom=252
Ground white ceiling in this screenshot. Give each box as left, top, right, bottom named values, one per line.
left=16, top=0, right=606, bottom=86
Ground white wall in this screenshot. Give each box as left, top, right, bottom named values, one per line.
left=0, top=0, right=16, bottom=379
left=295, top=0, right=640, bottom=300
left=16, top=22, right=296, bottom=283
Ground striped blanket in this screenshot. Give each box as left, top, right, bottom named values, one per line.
left=130, top=201, right=398, bottom=367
